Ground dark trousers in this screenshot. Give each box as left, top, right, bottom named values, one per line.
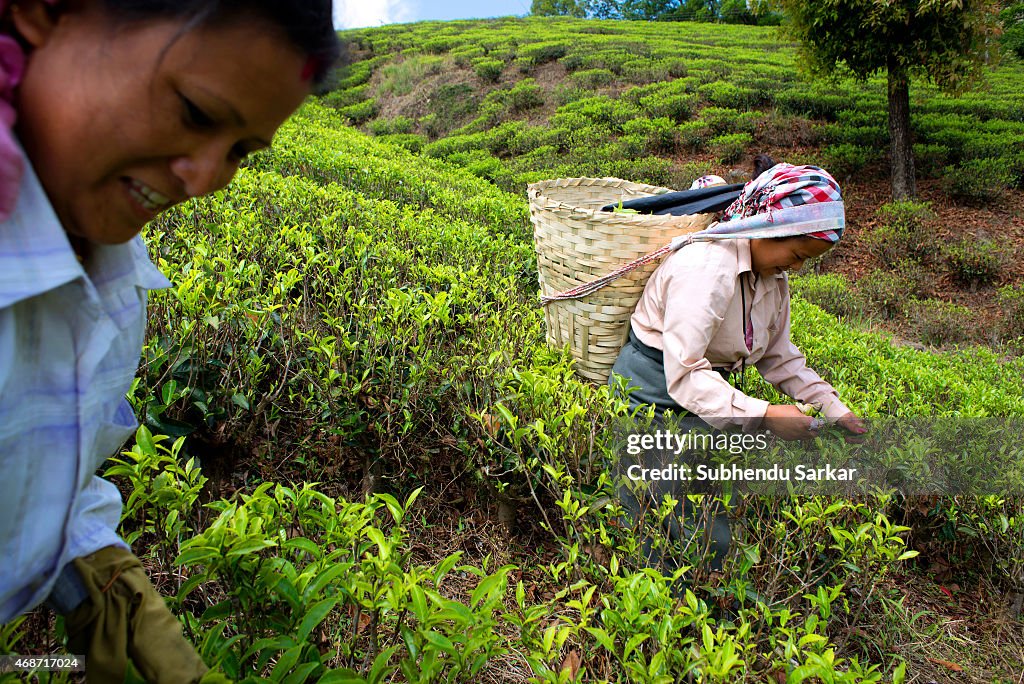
left=609, top=330, right=731, bottom=575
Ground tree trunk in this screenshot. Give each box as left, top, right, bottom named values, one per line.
left=887, top=59, right=917, bottom=200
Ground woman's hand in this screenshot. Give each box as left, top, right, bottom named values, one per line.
left=836, top=411, right=868, bottom=442
left=761, top=404, right=815, bottom=441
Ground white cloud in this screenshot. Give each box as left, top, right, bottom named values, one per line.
left=335, top=0, right=416, bottom=29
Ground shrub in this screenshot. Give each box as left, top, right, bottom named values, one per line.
left=555, top=96, right=640, bottom=131
left=699, top=106, right=743, bottom=135
left=759, top=112, right=828, bottom=147
left=942, top=158, right=1016, bottom=201
left=775, top=87, right=855, bottom=120
left=368, top=115, right=415, bottom=136
left=518, top=41, right=568, bottom=65
left=909, top=299, right=974, bottom=346
left=998, top=284, right=1024, bottom=341
left=679, top=121, right=711, bottom=150
left=377, top=133, right=427, bottom=153
left=506, top=124, right=559, bottom=155
left=320, top=83, right=370, bottom=109
left=945, top=238, right=1005, bottom=290
left=854, top=269, right=916, bottom=319
left=552, top=84, right=590, bottom=106
left=697, top=81, right=759, bottom=109
left=334, top=58, right=376, bottom=90
left=572, top=67, right=616, bottom=88
left=829, top=124, right=889, bottom=148
left=422, top=36, right=456, bottom=54
left=790, top=273, right=864, bottom=320
left=822, top=143, right=878, bottom=180
left=559, top=51, right=586, bottom=72
left=338, top=98, right=378, bottom=124
left=962, top=131, right=1024, bottom=160
left=622, top=117, right=680, bottom=154
left=450, top=45, right=485, bottom=66
left=603, top=156, right=675, bottom=187
left=508, top=79, right=546, bottom=113
left=472, top=57, right=504, bottom=83
left=913, top=143, right=951, bottom=178
left=863, top=201, right=939, bottom=267
left=836, top=109, right=878, bottom=128
left=620, top=59, right=670, bottom=84
left=709, top=132, right=752, bottom=164
left=425, top=83, right=479, bottom=135
left=638, top=92, right=698, bottom=122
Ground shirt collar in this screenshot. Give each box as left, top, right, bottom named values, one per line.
left=0, top=144, right=169, bottom=310
left=737, top=239, right=753, bottom=275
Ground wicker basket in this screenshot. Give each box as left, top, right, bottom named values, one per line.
left=529, top=177, right=715, bottom=384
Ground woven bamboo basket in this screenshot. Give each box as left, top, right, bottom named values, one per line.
left=529, top=177, right=715, bottom=384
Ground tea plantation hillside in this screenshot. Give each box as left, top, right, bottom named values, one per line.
left=332, top=16, right=1024, bottom=353
left=7, top=102, right=1024, bottom=682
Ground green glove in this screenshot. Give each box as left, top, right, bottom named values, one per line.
left=65, top=546, right=209, bottom=684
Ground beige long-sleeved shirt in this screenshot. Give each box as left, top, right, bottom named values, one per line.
left=630, top=238, right=850, bottom=431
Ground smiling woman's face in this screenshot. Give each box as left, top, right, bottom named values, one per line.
left=13, top=5, right=310, bottom=245
left=749, top=235, right=833, bottom=278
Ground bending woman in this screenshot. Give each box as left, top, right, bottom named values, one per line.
left=610, top=162, right=866, bottom=572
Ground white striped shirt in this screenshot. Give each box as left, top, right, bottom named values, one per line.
left=0, top=149, right=170, bottom=622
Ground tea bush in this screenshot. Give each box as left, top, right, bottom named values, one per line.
left=621, top=116, right=679, bottom=154
left=367, top=116, right=414, bottom=136
left=571, top=67, right=615, bottom=88
left=822, top=143, right=878, bottom=180
left=337, top=99, right=378, bottom=125
left=789, top=273, right=863, bottom=321
left=945, top=238, right=1005, bottom=290
left=697, top=81, right=760, bottom=109
left=853, top=269, right=915, bottom=320
left=709, top=132, right=752, bottom=164
left=678, top=120, right=712, bottom=150
left=942, top=157, right=1016, bottom=201
left=999, top=284, right=1024, bottom=341
left=907, top=299, right=975, bottom=347
left=912, top=143, right=951, bottom=178
left=472, top=57, right=504, bottom=83
left=862, top=201, right=939, bottom=267
left=376, top=133, right=427, bottom=153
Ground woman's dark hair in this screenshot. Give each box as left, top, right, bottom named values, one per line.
left=100, top=1, right=341, bottom=85
left=752, top=153, right=775, bottom=180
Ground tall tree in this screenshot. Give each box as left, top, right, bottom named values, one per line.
left=620, top=0, right=683, bottom=20
left=530, top=0, right=588, bottom=17
left=1001, top=2, right=1024, bottom=58
left=778, top=0, right=1002, bottom=199
left=586, top=0, right=625, bottom=18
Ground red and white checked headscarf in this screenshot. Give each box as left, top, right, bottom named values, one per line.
left=723, top=163, right=844, bottom=243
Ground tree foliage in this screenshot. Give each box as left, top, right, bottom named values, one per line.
left=779, top=0, right=1001, bottom=93
left=530, top=0, right=588, bottom=17
left=1002, top=2, right=1024, bottom=58
left=530, top=0, right=779, bottom=23
left=778, top=0, right=1002, bottom=198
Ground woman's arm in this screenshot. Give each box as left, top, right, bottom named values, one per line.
left=755, top=280, right=851, bottom=421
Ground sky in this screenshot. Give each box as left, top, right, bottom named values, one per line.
left=335, top=0, right=534, bottom=30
